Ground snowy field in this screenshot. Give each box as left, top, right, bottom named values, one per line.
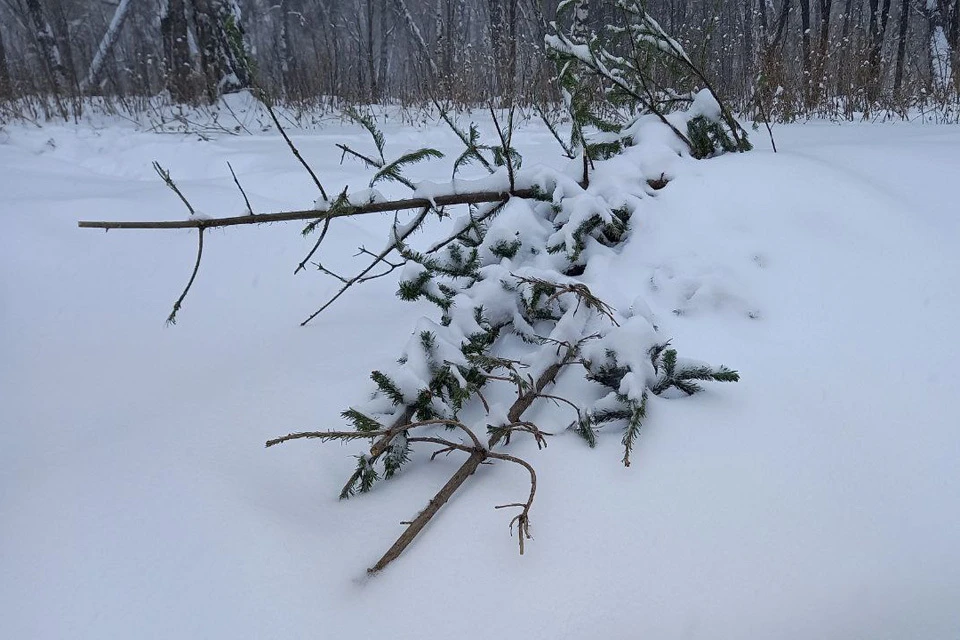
left=2, top=114, right=959, bottom=639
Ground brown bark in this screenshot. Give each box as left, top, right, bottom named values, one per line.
left=160, top=0, right=192, bottom=102
left=893, top=0, right=910, bottom=96
left=800, top=0, right=812, bottom=103
left=368, top=449, right=487, bottom=573
left=78, top=188, right=540, bottom=231
left=25, top=0, right=68, bottom=95
left=0, top=24, right=11, bottom=99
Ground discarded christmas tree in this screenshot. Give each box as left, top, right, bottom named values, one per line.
left=80, top=0, right=747, bottom=574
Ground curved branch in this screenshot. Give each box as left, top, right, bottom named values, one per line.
left=166, top=228, right=204, bottom=326
left=489, top=450, right=537, bottom=554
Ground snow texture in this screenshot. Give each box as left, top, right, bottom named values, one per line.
left=2, top=113, right=960, bottom=639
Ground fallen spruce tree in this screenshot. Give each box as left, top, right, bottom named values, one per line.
left=79, top=0, right=749, bottom=574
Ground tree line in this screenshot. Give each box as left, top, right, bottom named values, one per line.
left=0, top=0, right=957, bottom=120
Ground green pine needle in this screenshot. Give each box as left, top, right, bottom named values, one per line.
left=371, top=370, right=405, bottom=406
left=371, top=148, right=444, bottom=188
left=344, top=107, right=386, bottom=163
left=621, top=390, right=647, bottom=467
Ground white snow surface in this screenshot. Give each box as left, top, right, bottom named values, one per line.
left=2, top=116, right=960, bottom=638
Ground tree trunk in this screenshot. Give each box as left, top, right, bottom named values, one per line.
left=82, top=0, right=136, bottom=93
left=391, top=0, right=440, bottom=79
left=771, top=0, right=793, bottom=48
left=506, top=0, right=518, bottom=96
left=800, top=0, right=812, bottom=103
left=192, top=0, right=252, bottom=102
left=944, top=0, right=959, bottom=90
left=378, top=0, right=391, bottom=97
left=867, top=0, right=892, bottom=100
left=926, top=0, right=955, bottom=92
left=278, top=0, right=296, bottom=96
left=892, top=0, right=910, bottom=96
left=814, top=0, right=833, bottom=104
left=744, top=0, right=755, bottom=86
left=0, top=23, right=11, bottom=99
left=25, top=0, right=69, bottom=95
left=161, top=0, right=193, bottom=102
left=488, top=0, right=504, bottom=93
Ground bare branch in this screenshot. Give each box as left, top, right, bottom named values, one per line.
left=166, top=228, right=204, bottom=326
left=489, top=450, right=537, bottom=555
left=294, top=218, right=331, bottom=275
left=258, top=91, right=328, bottom=201
left=227, top=162, right=254, bottom=214
left=368, top=448, right=488, bottom=573
left=78, top=188, right=538, bottom=231
left=152, top=161, right=196, bottom=215
left=298, top=206, right=430, bottom=325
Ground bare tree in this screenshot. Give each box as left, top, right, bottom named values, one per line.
left=161, top=0, right=193, bottom=102
left=0, top=22, right=11, bottom=99
left=25, top=0, right=69, bottom=94
left=81, top=0, right=136, bottom=93
left=892, top=0, right=910, bottom=96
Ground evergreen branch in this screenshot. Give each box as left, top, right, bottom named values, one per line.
left=343, top=107, right=386, bottom=163
left=371, top=370, right=406, bottom=405
left=621, top=390, right=647, bottom=467
left=371, top=148, right=444, bottom=189
left=574, top=415, right=599, bottom=447
left=265, top=428, right=391, bottom=448
left=432, top=101, right=495, bottom=174
left=514, top=275, right=620, bottom=326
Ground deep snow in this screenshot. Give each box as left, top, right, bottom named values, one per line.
left=1, top=115, right=959, bottom=639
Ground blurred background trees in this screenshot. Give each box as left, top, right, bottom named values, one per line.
left=0, top=0, right=956, bottom=119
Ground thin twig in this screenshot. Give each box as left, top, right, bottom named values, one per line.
left=294, top=218, right=331, bottom=275
left=489, top=450, right=537, bottom=554
left=258, top=91, right=328, bottom=200
left=489, top=105, right=516, bottom=192
left=166, top=228, right=204, bottom=326
left=534, top=102, right=576, bottom=158
left=152, top=162, right=195, bottom=215
left=299, top=206, right=430, bottom=326
left=227, top=162, right=254, bottom=214
left=337, top=143, right=382, bottom=169
left=753, top=87, right=778, bottom=153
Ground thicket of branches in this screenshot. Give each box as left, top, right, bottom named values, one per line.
left=0, top=0, right=957, bottom=121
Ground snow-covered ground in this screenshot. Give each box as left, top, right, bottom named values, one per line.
left=2, top=115, right=959, bottom=639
